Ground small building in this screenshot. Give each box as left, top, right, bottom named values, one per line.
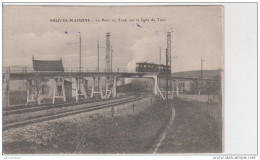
left=27, top=57, right=67, bottom=104
left=32, top=57, right=64, bottom=72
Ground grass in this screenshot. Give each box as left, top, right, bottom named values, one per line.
left=157, top=99, right=222, bottom=153
left=3, top=98, right=171, bottom=154
left=3, top=95, right=137, bottom=125
left=3, top=98, right=222, bottom=154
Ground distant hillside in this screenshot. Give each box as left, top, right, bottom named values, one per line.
left=172, top=69, right=222, bottom=79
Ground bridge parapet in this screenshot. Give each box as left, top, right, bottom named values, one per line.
left=3, top=66, right=137, bottom=74
left=3, top=67, right=218, bottom=82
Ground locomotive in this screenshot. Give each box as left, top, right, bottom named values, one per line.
left=136, top=62, right=171, bottom=75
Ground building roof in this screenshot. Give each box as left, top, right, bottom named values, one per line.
left=33, top=60, right=64, bottom=72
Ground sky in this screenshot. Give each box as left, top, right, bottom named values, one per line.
left=3, top=5, right=224, bottom=72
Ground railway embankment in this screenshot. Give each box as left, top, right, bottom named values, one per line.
left=3, top=97, right=171, bottom=154
left=3, top=95, right=139, bottom=126
left=156, top=99, right=222, bottom=153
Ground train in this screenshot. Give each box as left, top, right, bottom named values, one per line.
left=136, top=62, right=171, bottom=75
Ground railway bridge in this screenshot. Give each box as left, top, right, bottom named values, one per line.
left=2, top=65, right=218, bottom=108
left=2, top=66, right=159, bottom=108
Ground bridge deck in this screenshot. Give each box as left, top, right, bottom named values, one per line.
left=4, top=71, right=156, bottom=80
left=3, top=71, right=218, bottom=81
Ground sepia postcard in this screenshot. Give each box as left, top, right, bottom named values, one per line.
left=2, top=5, right=224, bottom=154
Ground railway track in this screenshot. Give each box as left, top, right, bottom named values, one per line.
left=3, top=95, right=144, bottom=130
left=3, top=93, right=135, bottom=116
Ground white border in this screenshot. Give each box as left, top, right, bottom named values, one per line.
left=0, top=2, right=258, bottom=160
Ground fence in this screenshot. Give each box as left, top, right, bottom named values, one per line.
left=178, top=93, right=222, bottom=134
left=200, top=104, right=222, bottom=125
left=178, top=93, right=221, bottom=103
left=3, top=66, right=136, bottom=73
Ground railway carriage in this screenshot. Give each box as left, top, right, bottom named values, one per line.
left=136, top=62, right=170, bottom=75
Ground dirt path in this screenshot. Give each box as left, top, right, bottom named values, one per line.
left=152, top=106, right=176, bottom=153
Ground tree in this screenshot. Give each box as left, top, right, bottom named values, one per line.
left=204, top=75, right=221, bottom=95
left=204, top=75, right=222, bottom=103
left=26, top=76, right=49, bottom=105
left=190, top=80, right=200, bottom=94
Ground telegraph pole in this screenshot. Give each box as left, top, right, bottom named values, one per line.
left=165, top=32, right=171, bottom=107
left=201, top=58, right=202, bottom=79
left=111, top=45, right=113, bottom=72
left=78, top=32, right=82, bottom=97
left=167, top=32, right=171, bottom=74
left=145, top=81, right=148, bottom=95
left=65, top=31, right=82, bottom=98
left=79, top=32, right=81, bottom=73
left=166, top=48, right=168, bottom=107
left=159, top=47, right=161, bottom=65
left=200, top=58, right=205, bottom=95
left=97, top=40, right=99, bottom=72
left=158, top=47, right=161, bottom=89
left=65, top=31, right=82, bottom=72
left=97, top=40, right=100, bottom=89
left=201, top=58, right=205, bottom=79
